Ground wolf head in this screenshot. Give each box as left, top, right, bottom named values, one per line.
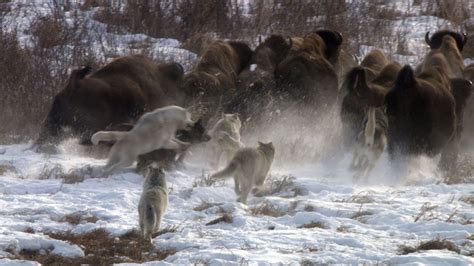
left=176, top=119, right=211, bottom=143
left=145, top=164, right=167, bottom=189
left=222, top=113, right=242, bottom=130
left=258, top=141, right=275, bottom=160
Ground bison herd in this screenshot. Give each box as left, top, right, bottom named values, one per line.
left=34, top=29, right=473, bottom=180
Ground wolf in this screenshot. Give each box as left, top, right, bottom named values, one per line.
left=351, top=107, right=387, bottom=181
left=92, top=105, right=193, bottom=175
left=208, top=113, right=243, bottom=170
left=138, top=165, right=168, bottom=243
left=92, top=119, right=211, bottom=172
left=211, top=142, right=275, bottom=204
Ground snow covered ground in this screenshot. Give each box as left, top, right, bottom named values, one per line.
left=0, top=141, right=472, bottom=264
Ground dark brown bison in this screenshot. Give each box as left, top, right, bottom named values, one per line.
left=385, top=64, right=471, bottom=172
left=36, top=54, right=185, bottom=149
left=421, top=30, right=467, bottom=78
left=225, top=35, right=293, bottom=130
left=181, top=40, right=252, bottom=124
left=340, top=50, right=399, bottom=148
left=275, top=30, right=342, bottom=110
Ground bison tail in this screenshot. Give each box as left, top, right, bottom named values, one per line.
left=91, top=131, right=127, bottom=145
left=344, top=66, right=366, bottom=93
left=395, top=65, right=416, bottom=88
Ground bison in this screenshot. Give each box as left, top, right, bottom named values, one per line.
left=181, top=40, right=252, bottom=125
left=36, top=55, right=185, bottom=150
left=225, top=34, right=293, bottom=132
left=421, top=30, right=467, bottom=78
left=340, top=50, right=400, bottom=148
left=385, top=64, right=471, bottom=172
left=275, top=30, right=342, bottom=111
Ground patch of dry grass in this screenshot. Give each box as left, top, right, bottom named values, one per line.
left=253, top=175, right=306, bottom=198
left=414, top=202, right=438, bottom=222
left=16, top=228, right=178, bottom=264
left=350, top=203, right=374, bottom=220
left=37, top=164, right=64, bottom=180
left=59, top=212, right=99, bottom=225
left=297, top=221, right=327, bottom=229
left=398, top=238, right=461, bottom=255
left=250, top=201, right=286, bottom=217
left=336, top=192, right=375, bottom=204
left=192, top=171, right=223, bottom=188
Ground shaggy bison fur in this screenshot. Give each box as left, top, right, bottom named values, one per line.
left=385, top=65, right=471, bottom=172
left=36, top=55, right=185, bottom=150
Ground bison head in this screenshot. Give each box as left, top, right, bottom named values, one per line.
left=425, top=30, right=467, bottom=52
left=36, top=65, right=93, bottom=148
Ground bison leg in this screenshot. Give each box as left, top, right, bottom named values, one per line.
left=439, top=139, right=459, bottom=182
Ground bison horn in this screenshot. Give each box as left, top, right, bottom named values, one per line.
left=462, top=32, right=468, bottom=45
left=287, top=36, right=293, bottom=47
left=258, top=35, right=262, bottom=45
left=425, top=31, right=432, bottom=47
left=177, top=63, right=184, bottom=73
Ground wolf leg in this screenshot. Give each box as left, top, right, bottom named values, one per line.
left=234, top=178, right=241, bottom=195
left=237, top=184, right=251, bottom=204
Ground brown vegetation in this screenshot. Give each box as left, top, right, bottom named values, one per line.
left=398, top=238, right=461, bottom=255
left=10, top=229, right=177, bottom=264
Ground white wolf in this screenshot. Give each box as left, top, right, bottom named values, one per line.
left=211, top=141, right=275, bottom=204
left=351, top=107, right=387, bottom=181
left=208, top=113, right=243, bottom=170
left=91, top=105, right=193, bottom=175
left=138, top=165, right=168, bottom=243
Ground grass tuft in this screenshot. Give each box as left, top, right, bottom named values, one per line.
left=10, top=228, right=178, bottom=264
left=250, top=201, right=286, bottom=217
left=297, top=221, right=327, bottom=229
left=60, top=212, right=99, bottom=225
left=398, top=238, right=461, bottom=255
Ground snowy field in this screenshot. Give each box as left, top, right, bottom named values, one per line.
left=0, top=141, right=472, bottom=265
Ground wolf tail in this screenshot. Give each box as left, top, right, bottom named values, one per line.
left=143, top=202, right=156, bottom=242
left=91, top=131, right=127, bottom=145
left=211, top=160, right=240, bottom=179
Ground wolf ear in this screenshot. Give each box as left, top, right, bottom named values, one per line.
left=258, top=141, right=264, bottom=146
